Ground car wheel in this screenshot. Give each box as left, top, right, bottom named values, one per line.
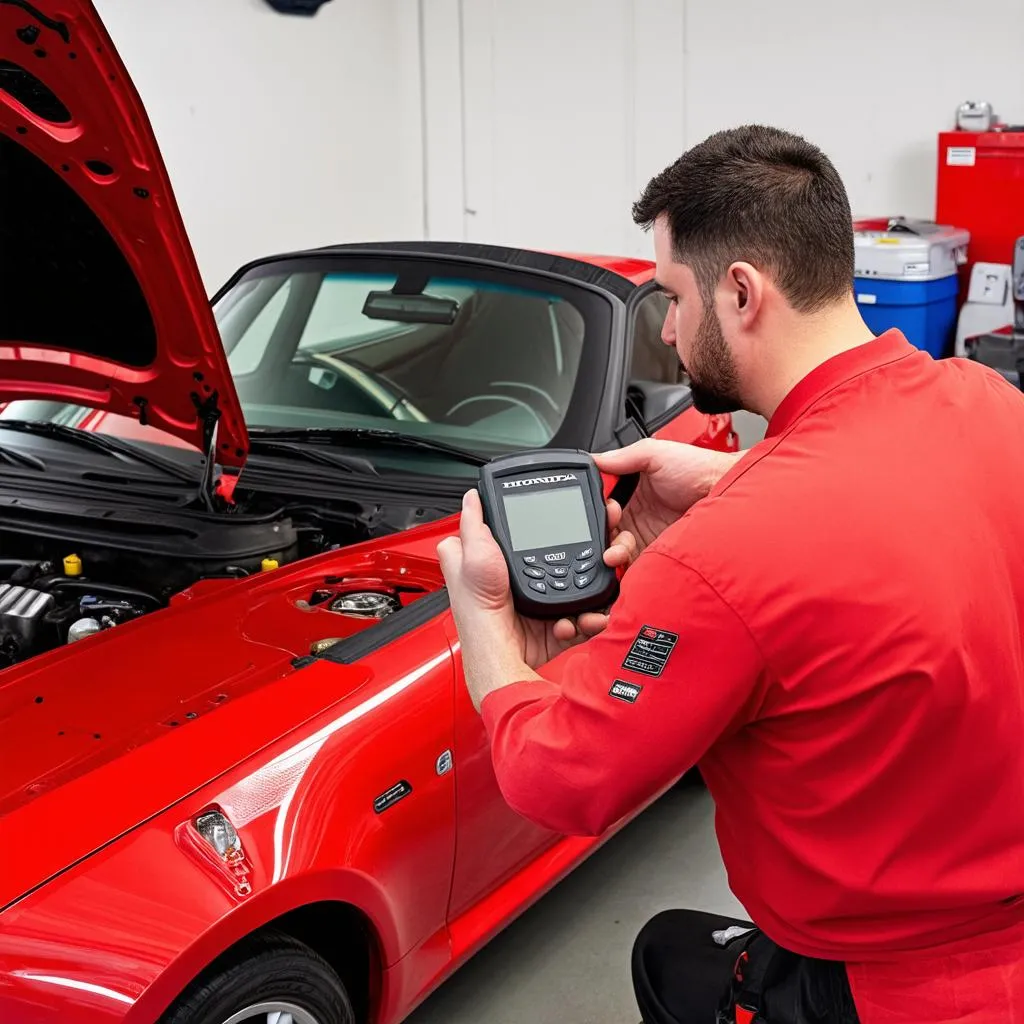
left=161, top=930, right=355, bottom=1024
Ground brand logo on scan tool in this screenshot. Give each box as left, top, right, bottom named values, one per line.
left=502, top=473, right=578, bottom=489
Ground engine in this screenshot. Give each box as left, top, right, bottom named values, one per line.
left=0, top=557, right=175, bottom=666
left=0, top=502, right=362, bottom=668
left=0, top=473, right=460, bottom=670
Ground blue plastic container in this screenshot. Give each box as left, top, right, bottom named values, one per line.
left=853, top=275, right=960, bottom=359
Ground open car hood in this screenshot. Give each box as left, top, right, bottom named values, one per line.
left=0, top=0, right=248, bottom=468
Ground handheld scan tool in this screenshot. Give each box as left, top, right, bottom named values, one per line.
left=478, top=450, right=619, bottom=618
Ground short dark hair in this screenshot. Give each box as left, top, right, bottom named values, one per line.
left=633, top=125, right=855, bottom=313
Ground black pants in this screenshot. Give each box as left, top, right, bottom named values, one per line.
left=631, top=910, right=860, bottom=1023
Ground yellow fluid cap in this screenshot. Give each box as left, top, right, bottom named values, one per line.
left=63, top=553, right=83, bottom=576
left=261, top=557, right=279, bottom=572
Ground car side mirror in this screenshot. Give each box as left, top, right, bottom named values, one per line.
left=627, top=379, right=693, bottom=430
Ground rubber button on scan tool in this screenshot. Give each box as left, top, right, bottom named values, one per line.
left=574, top=573, right=592, bottom=588
left=544, top=551, right=568, bottom=564
left=529, top=580, right=548, bottom=594
left=523, top=555, right=539, bottom=565
left=575, top=558, right=596, bottom=574
left=523, top=566, right=546, bottom=579
left=547, top=566, right=569, bottom=578
left=576, top=546, right=594, bottom=560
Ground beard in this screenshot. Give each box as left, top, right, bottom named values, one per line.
left=684, top=305, right=744, bottom=415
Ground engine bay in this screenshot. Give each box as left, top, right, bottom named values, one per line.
left=0, top=486, right=458, bottom=669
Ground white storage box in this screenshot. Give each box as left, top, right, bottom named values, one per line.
left=853, top=217, right=970, bottom=282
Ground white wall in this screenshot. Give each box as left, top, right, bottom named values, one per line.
left=94, top=0, right=1024, bottom=285
left=424, top=0, right=1024, bottom=259
left=422, top=0, right=693, bottom=256
left=683, top=0, right=1024, bottom=225
left=94, top=0, right=425, bottom=291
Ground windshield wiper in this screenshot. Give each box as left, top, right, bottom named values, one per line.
left=246, top=438, right=378, bottom=476
left=248, top=428, right=489, bottom=467
left=0, top=420, right=199, bottom=485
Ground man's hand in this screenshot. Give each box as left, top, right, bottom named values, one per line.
left=594, top=439, right=742, bottom=562
left=437, top=489, right=632, bottom=710
left=540, top=439, right=743, bottom=644
left=436, top=440, right=738, bottom=707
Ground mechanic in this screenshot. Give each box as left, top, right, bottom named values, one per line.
left=436, top=124, right=1024, bottom=1024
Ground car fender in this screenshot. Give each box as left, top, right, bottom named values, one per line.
left=0, top=627, right=459, bottom=1024
left=0, top=831, right=398, bottom=1024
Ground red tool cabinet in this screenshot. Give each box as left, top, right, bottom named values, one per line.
left=936, top=130, right=1024, bottom=273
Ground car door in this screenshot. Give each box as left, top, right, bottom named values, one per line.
left=442, top=619, right=560, bottom=919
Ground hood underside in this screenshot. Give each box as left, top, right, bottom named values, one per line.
left=0, top=0, right=248, bottom=467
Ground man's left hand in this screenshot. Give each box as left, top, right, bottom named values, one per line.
left=437, top=488, right=632, bottom=710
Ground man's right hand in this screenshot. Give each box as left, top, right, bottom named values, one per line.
left=557, top=439, right=742, bottom=643
left=594, top=439, right=743, bottom=563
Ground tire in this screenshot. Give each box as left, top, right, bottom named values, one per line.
left=160, top=930, right=355, bottom=1024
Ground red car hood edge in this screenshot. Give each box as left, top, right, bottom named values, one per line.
left=0, top=0, right=248, bottom=468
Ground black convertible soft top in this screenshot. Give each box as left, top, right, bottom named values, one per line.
left=312, top=241, right=638, bottom=302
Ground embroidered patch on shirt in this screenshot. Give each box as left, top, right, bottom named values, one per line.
left=609, top=679, right=643, bottom=703
left=622, top=625, right=678, bottom=677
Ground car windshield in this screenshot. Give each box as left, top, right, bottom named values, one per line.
left=0, top=257, right=611, bottom=469
left=213, top=259, right=598, bottom=452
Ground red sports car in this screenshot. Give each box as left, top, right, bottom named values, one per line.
left=0, top=3, right=737, bottom=1023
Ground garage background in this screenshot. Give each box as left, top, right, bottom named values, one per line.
left=76, top=4, right=1023, bottom=1021
left=95, top=0, right=1024, bottom=291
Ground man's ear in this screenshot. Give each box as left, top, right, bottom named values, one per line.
left=726, top=261, right=763, bottom=323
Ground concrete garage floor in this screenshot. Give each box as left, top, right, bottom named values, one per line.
left=407, top=415, right=769, bottom=1024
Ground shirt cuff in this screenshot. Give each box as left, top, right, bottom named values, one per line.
left=480, top=677, right=561, bottom=743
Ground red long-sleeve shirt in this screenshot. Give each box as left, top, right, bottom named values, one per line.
left=481, top=330, right=1024, bottom=1020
